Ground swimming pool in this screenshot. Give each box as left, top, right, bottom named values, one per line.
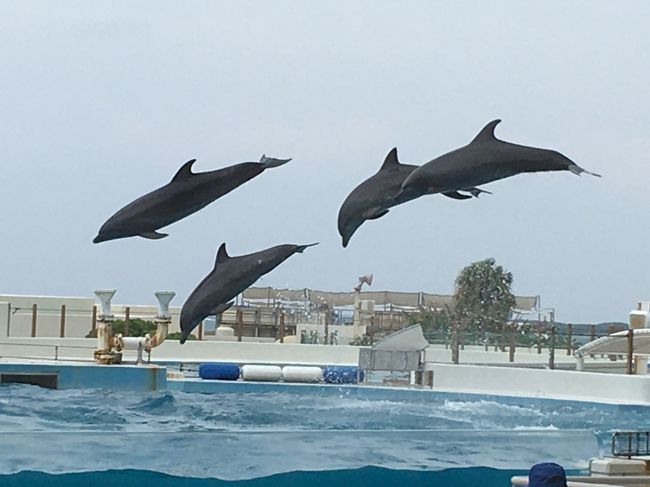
left=0, top=383, right=644, bottom=485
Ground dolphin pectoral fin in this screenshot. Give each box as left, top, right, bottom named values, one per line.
left=442, top=191, right=472, bottom=200
left=568, top=164, right=601, bottom=177
left=295, top=242, right=319, bottom=253
left=139, top=231, right=169, bottom=240
left=464, top=187, right=492, bottom=198
left=260, top=154, right=292, bottom=169
left=365, top=210, right=389, bottom=220
left=211, top=301, right=234, bottom=315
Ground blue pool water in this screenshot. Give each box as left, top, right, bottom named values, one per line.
left=0, top=383, right=646, bottom=485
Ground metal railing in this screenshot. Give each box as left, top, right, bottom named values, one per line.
left=0, top=341, right=95, bottom=362
left=612, top=431, right=650, bottom=458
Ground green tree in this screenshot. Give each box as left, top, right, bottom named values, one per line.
left=166, top=332, right=197, bottom=341
left=407, top=308, right=452, bottom=344
left=452, top=258, right=516, bottom=338
left=85, top=318, right=156, bottom=338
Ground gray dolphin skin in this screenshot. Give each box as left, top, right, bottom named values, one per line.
left=179, top=242, right=318, bottom=343
left=337, top=148, right=491, bottom=247
left=337, top=148, right=419, bottom=248
left=398, top=119, right=601, bottom=202
left=93, top=155, right=291, bottom=243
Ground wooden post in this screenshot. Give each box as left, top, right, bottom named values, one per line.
left=198, top=321, right=203, bottom=341
left=59, top=304, right=66, bottom=338
left=279, top=312, right=285, bottom=344
left=255, top=308, right=261, bottom=338
left=627, top=328, right=634, bottom=375
left=236, top=308, right=243, bottom=342
left=549, top=325, right=556, bottom=370
left=124, top=307, right=131, bottom=336
left=536, top=323, right=542, bottom=354
left=567, top=324, right=573, bottom=355
left=509, top=329, right=515, bottom=362
left=324, top=307, right=330, bottom=344
left=31, top=304, right=37, bottom=337
left=451, top=321, right=459, bottom=364
left=91, top=305, right=97, bottom=334
left=590, top=324, right=596, bottom=342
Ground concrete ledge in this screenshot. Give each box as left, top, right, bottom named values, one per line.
left=0, top=360, right=165, bottom=391
left=428, top=363, right=650, bottom=405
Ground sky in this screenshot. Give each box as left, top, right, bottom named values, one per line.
left=1, top=1, right=649, bottom=323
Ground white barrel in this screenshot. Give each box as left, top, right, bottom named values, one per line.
left=121, top=336, right=147, bottom=350
left=241, top=365, right=283, bottom=382
left=282, top=366, right=323, bottom=383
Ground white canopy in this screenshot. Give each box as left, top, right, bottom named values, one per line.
left=577, top=328, right=650, bottom=356
left=372, top=324, right=430, bottom=352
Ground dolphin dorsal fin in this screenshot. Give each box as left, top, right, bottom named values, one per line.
left=471, top=119, right=502, bottom=144
left=215, top=243, right=230, bottom=267
left=379, top=148, right=400, bottom=171
left=171, top=159, right=197, bottom=182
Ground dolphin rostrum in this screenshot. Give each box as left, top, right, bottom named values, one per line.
left=179, top=242, right=318, bottom=343
left=398, top=119, right=600, bottom=202
left=337, top=148, right=488, bottom=247
left=93, top=155, right=291, bottom=244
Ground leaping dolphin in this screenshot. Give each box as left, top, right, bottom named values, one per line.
left=337, top=148, right=419, bottom=248
left=398, top=119, right=600, bottom=201
left=93, top=155, right=291, bottom=244
left=337, top=148, right=489, bottom=247
left=179, top=242, right=318, bottom=343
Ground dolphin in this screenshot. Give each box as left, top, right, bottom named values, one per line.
left=93, top=155, right=291, bottom=244
left=337, top=148, right=489, bottom=247
left=398, top=119, right=600, bottom=201
left=337, top=148, right=419, bottom=248
left=179, top=242, right=318, bottom=343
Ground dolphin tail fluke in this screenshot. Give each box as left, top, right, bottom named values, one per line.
left=295, top=242, right=319, bottom=253
left=260, top=154, right=292, bottom=169
left=568, top=164, right=601, bottom=178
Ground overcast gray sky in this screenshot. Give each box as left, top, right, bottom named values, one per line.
left=1, top=1, right=649, bottom=323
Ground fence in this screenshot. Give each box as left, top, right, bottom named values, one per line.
left=419, top=321, right=627, bottom=368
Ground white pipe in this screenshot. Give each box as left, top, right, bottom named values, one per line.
left=575, top=354, right=584, bottom=372
left=147, top=321, right=168, bottom=351
left=121, top=336, right=147, bottom=350
left=97, top=323, right=111, bottom=351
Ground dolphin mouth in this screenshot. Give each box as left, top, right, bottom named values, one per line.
left=93, top=234, right=106, bottom=244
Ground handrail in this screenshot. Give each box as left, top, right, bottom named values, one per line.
left=0, top=341, right=97, bottom=362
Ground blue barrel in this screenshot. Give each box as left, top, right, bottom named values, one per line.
left=323, top=366, right=364, bottom=384
left=198, top=362, right=241, bottom=380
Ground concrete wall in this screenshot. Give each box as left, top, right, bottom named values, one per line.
left=0, top=303, right=9, bottom=337
left=0, top=337, right=361, bottom=366
left=427, top=362, right=650, bottom=405
left=423, top=344, right=579, bottom=365
left=0, top=295, right=183, bottom=338
left=0, top=336, right=585, bottom=367
left=1, top=295, right=96, bottom=338
left=0, top=361, right=166, bottom=391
